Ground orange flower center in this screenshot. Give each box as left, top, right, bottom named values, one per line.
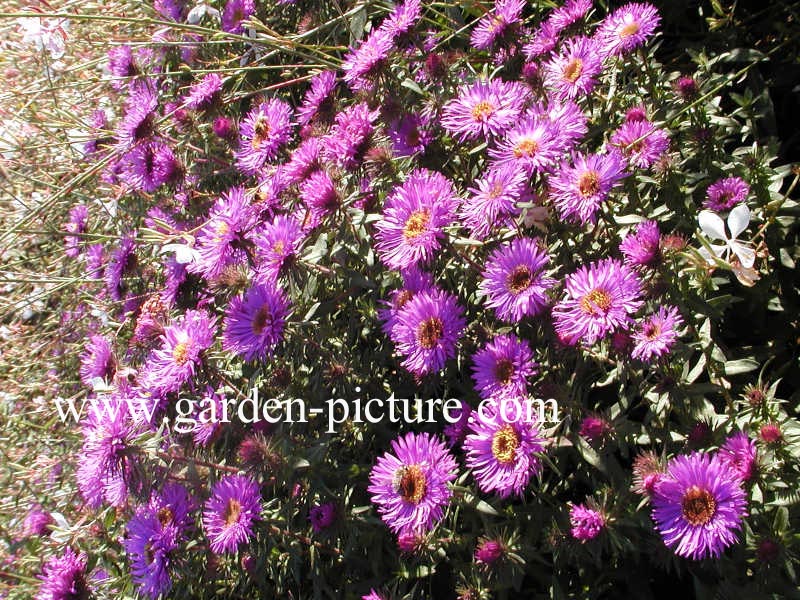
left=395, top=464, right=427, bottom=504
left=619, top=21, right=640, bottom=39
left=563, top=58, right=584, bottom=83
left=580, top=288, right=613, bottom=315
left=224, top=498, right=242, bottom=526
left=471, top=100, right=495, bottom=122
left=681, top=486, right=716, bottom=526
left=578, top=171, right=600, bottom=197
left=513, top=138, right=539, bottom=158
left=172, top=341, right=190, bottom=365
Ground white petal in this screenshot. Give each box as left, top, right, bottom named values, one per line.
left=699, top=244, right=727, bottom=265
left=698, top=210, right=727, bottom=241
left=729, top=241, right=755, bottom=268
left=727, top=204, right=751, bottom=239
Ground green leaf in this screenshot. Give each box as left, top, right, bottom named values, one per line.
left=723, top=358, right=759, bottom=375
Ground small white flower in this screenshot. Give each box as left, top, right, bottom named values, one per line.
left=16, top=16, right=69, bottom=59
left=161, top=242, right=200, bottom=264
left=697, top=204, right=755, bottom=268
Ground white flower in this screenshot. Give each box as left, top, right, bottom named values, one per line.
left=697, top=204, right=755, bottom=268
left=16, top=16, right=69, bottom=59
left=161, top=242, right=200, bottom=264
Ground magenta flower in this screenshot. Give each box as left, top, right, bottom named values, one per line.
left=543, top=36, right=603, bottom=99
left=475, top=538, right=506, bottom=567
left=223, top=283, right=290, bottom=361
left=389, top=287, right=466, bottom=376
left=374, top=169, right=459, bottom=270
left=203, top=475, right=263, bottom=554
left=549, top=150, right=628, bottom=225
left=441, top=79, right=529, bottom=142
left=595, top=2, right=661, bottom=57
left=479, top=237, right=555, bottom=323
left=552, top=258, right=643, bottom=346
left=619, top=220, right=661, bottom=267
left=609, top=118, right=669, bottom=169
left=235, top=98, right=293, bottom=175
left=489, top=115, right=560, bottom=176
left=651, top=452, right=747, bottom=560
left=459, top=163, right=529, bottom=240
left=464, top=398, right=546, bottom=498
left=631, top=306, right=683, bottom=362
left=309, top=502, right=337, bottom=533
left=254, top=214, right=305, bottom=282
left=368, top=432, right=458, bottom=534
left=471, top=334, right=537, bottom=401
left=704, top=177, right=750, bottom=212
left=718, top=431, right=758, bottom=482
left=322, top=102, right=377, bottom=169
left=36, top=548, right=91, bottom=600
left=296, top=70, right=337, bottom=126
left=183, top=72, right=223, bottom=110
left=570, top=504, right=606, bottom=541
left=221, top=0, right=255, bottom=33
left=378, top=267, right=434, bottom=338
left=342, top=28, right=394, bottom=92
left=470, top=0, right=525, bottom=50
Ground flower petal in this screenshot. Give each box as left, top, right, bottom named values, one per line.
left=729, top=241, right=755, bottom=268
left=698, top=210, right=727, bottom=241
left=727, top=204, right=751, bottom=239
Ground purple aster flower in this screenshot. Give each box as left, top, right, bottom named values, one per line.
left=255, top=165, right=291, bottom=216
left=64, top=204, right=88, bottom=258
left=704, top=177, right=749, bottom=212
left=23, top=506, right=53, bottom=538
left=155, top=0, right=185, bottom=21
left=463, top=398, right=546, bottom=498
left=187, top=186, right=257, bottom=280
left=322, top=101, right=377, bottom=169
left=470, top=0, right=525, bottom=51
left=296, top=70, right=337, bottom=127
left=533, top=98, right=588, bottom=149
left=299, top=169, right=339, bottom=229
left=523, top=21, right=559, bottom=59
left=595, top=2, right=661, bottom=57
left=105, top=234, right=136, bottom=301
left=475, top=538, right=506, bottom=567
left=143, top=309, right=216, bottom=396
left=619, top=220, right=661, bottom=266
left=674, top=75, right=699, bottom=100
left=342, top=28, right=394, bottom=92
left=570, top=504, right=606, bottom=541
left=183, top=73, right=223, bottom=110
left=36, top=548, right=90, bottom=600
left=235, top=98, right=293, bottom=175
left=150, top=482, right=195, bottom=537
left=579, top=414, right=612, bottom=443
left=124, top=508, right=175, bottom=598
left=223, top=282, right=290, bottom=361
left=543, top=36, right=603, bottom=99
left=632, top=451, right=665, bottom=496
left=459, top=163, right=529, bottom=240
left=378, top=267, right=434, bottom=338
left=85, top=243, right=105, bottom=279
left=489, top=115, right=560, bottom=176
left=83, top=109, right=110, bottom=157
left=549, top=151, right=628, bottom=225
left=390, top=287, right=466, bottom=376
left=213, top=116, right=235, bottom=140
left=107, top=45, right=137, bottom=90
left=479, top=237, right=555, bottom=323
left=625, top=104, right=648, bottom=122
left=548, top=0, right=593, bottom=32
left=221, top=0, right=255, bottom=33
left=441, top=79, right=530, bottom=142
left=121, top=141, right=180, bottom=193
left=76, top=399, right=141, bottom=508
left=377, top=0, right=422, bottom=43
left=388, top=112, right=432, bottom=157
left=552, top=258, right=643, bottom=346
left=718, top=431, right=758, bottom=482
left=609, top=118, right=669, bottom=169
left=374, top=169, right=459, bottom=270
left=79, top=334, right=116, bottom=387
left=631, top=305, right=683, bottom=362
left=472, top=334, right=537, bottom=401
left=203, top=474, right=262, bottom=554
left=651, top=452, right=747, bottom=560
left=254, top=214, right=305, bottom=282
left=117, top=81, right=158, bottom=147
left=443, top=399, right=472, bottom=447
left=283, top=137, right=322, bottom=184
left=367, top=431, right=458, bottom=534
left=309, top=502, right=337, bottom=533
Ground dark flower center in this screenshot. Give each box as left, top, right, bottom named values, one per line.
left=563, top=58, right=584, bottom=83
left=252, top=304, right=272, bottom=335
left=506, top=265, right=532, bottom=294
left=577, top=171, right=601, bottom=197
left=403, top=209, right=430, bottom=240
left=394, top=289, right=414, bottom=310
left=643, top=322, right=661, bottom=340
left=471, top=100, right=495, bottom=122
left=494, top=358, right=515, bottom=385
left=580, top=288, right=613, bottom=315
left=134, top=113, right=155, bottom=141
left=157, top=507, right=174, bottom=527
left=417, top=317, right=444, bottom=349
left=224, top=498, right=242, bottom=526
left=492, top=424, right=520, bottom=464
left=396, top=464, right=427, bottom=504
left=681, top=485, right=716, bottom=526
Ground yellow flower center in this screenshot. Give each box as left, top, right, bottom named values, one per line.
left=471, top=100, right=495, bottom=122
left=172, top=341, right=190, bottom=365
left=577, top=171, right=601, bottom=197
left=513, top=138, right=539, bottom=158
left=580, top=288, right=613, bottom=315
left=403, top=210, right=430, bottom=240
left=619, top=21, right=640, bottom=39
left=491, top=424, right=520, bottom=464
left=563, top=58, right=584, bottom=83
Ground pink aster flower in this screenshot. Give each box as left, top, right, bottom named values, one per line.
left=718, top=431, right=758, bottom=482
left=543, top=36, right=603, bottom=99
left=471, top=334, right=537, bottom=401
left=631, top=306, right=683, bottom=362
left=489, top=115, right=560, bottom=176
left=202, top=475, right=262, bottom=554
left=704, top=177, right=749, bottom=212
left=459, top=163, right=529, bottom=240
left=595, top=2, right=661, bottom=57
left=235, top=98, right=293, bottom=175
left=441, top=79, right=530, bottom=142
left=609, top=118, right=669, bottom=169
left=552, top=258, right=643, bottom=346
left=570, top=504, right=606, bottom=541
left=470, top=0, right=525, bottom=51
left=222, top=283, right=290, bottom=361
